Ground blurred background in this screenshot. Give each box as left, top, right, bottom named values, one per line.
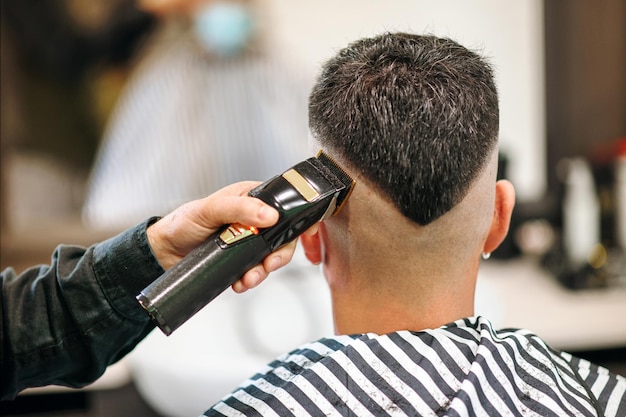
left=1, top=0, right=625, bottom=416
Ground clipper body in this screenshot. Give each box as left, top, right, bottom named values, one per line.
left=137, top=152, right=354, bottom=335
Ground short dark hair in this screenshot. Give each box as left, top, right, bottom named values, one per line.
left=309, top=32, right=499, bottom=225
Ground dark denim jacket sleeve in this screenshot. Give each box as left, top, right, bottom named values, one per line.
left=0, top=218, right=164, bottom=400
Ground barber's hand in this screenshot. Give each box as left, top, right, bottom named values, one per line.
left=146, top=181, right=297, bottom=293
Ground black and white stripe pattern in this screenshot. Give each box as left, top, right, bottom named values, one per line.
left=204, top=317, right=626, bottom=416
left=83, top=25, right=310, bottom=228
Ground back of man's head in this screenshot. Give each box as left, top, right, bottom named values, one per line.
left=309, top=32, right=499, bottom=225
left=304, top=32, right=514, bottom=333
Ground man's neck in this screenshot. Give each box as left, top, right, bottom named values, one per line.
left=327, top=263, right=478, bottom=335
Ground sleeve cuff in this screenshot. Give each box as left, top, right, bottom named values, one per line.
left=92, top=217, right=165, bottom=321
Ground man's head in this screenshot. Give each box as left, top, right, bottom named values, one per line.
left=302, top=32, right=515, bottom=333
left=309, top=32, right=500, bottom=225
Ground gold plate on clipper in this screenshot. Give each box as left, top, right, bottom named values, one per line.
left=282, top=169, right=320, bottom=202
left=220, top=223, right=259, bottom=245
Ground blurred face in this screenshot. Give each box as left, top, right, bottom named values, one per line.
left=192, top=0, right=255, bottom=56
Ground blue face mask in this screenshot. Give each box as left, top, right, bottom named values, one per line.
left=193, top=3, right=254, bottom=56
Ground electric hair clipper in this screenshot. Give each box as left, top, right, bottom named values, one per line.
left=137, top=151, right=355, bottom=335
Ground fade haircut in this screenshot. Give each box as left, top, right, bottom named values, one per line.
left=309, top=32, right=499, bottom=225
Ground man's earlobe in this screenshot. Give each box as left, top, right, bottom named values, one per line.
left=300, top=227, right=322, bottom=265
left=483, top=179, right=516, bottom=254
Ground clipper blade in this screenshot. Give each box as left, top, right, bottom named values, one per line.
left=316, top=150, right=355, bottom=215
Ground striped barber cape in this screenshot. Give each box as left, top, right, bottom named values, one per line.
left=204, top=317, right=625, bottom=417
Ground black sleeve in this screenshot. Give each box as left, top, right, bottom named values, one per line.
left=0, top=218, right=164, bottom=400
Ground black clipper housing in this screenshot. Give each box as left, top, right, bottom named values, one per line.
left=137, top=151, right=355, bottom=335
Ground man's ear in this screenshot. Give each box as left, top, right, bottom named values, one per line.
left=300, top=225, right=322, bottom=265
left=483, top=179, right=516, bottom=254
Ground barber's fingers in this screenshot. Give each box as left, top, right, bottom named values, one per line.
left=149, top=182, right=282, bottom=270
left=196, top=181, right=279, bottom=230
left=231, top=240, right=298, bottom=293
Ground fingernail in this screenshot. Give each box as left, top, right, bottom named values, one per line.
left=248, top=270, right=263, bottom=288
left=268, top=256, right=282, bottom=272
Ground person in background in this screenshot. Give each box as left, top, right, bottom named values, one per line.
left=83, top=0, right=310, bottom=228
left=203, top=32, right=626, bottom=417
left=1, top=181, right=299, bottom=400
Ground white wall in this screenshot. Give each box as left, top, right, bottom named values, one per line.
left=264, top=0, right=546, bottom=201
